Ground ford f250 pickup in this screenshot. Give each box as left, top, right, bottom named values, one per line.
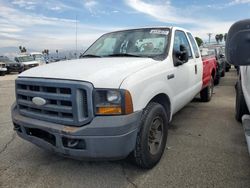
left=226, top=19, right=250, bottom=154
left=11, top=27, right=203, bottom=168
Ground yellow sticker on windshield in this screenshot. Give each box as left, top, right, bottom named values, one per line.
left=150, top=30, right=169, bottom=35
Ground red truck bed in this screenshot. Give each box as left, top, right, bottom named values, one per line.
left=202, top=55, right=217, bottom=89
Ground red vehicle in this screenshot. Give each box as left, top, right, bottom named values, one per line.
left=200, top=48, right=217, bottom=102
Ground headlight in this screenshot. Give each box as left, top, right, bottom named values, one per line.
left=94, top=89, right=133, bottom=115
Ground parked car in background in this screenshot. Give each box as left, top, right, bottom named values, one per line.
left=221, top=46, right=231, bottom=72
left=212, top=47, right=226, bottom=77
left=200, top=48, right=217, bottom=101
left=12, top=26, right=203, bottom=168
left=226, top=19, right=250, bottom=153
left=0, top=61, right=7, bottom=76
left=30, top=52, right=47, bottom=65
left=0, top=56, right=24, bottom=74
left=15, top=54, right=40, bottom=71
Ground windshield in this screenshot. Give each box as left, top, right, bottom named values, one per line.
left=0, top=56, right=13, bottom=63
left=83, top=28, right=170, bottom=60
left=16, top=55, right=34, bottom=62
left=32, top=54, right=43, bottom=59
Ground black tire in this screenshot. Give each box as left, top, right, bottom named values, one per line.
left=235, top=81, right=249, bottom=122
left=214, top=73, right=220, bottom=85
left=221, top=69, right=225, bottom=77
left=0, top=72, right=6, bottom=76
left=132, top=102, right=169, bottom=169
left=200, top=76, right=214, bottom=102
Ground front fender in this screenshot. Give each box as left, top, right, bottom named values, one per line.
left=121, top=77, right=174, bottom=118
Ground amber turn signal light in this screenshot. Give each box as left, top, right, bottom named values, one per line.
left=124, top=90, right=133, bottom=114
left=96, top=106, right=122, bottom=115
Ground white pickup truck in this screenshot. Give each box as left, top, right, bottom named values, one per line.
left=12, top=27, right=202, bottom=168
left=226, top=19, right=250, bottom=154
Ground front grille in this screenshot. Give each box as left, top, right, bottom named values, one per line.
left=24, top=64, right=39, bottom=69
left=10, top=64, right=20, bottom=68
left=0, top=64, right=6, bottom=68
left=16, top=78, right=93, bottom=126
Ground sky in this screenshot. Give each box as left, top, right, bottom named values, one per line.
left=0, top=0, right=250, bottom=53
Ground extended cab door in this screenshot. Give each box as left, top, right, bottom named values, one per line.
left=170, top=30, right=199, bottom=113
left=187, top=32, right=203, bottom=91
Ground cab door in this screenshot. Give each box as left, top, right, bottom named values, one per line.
left=170, top=30, right=197, bottom=114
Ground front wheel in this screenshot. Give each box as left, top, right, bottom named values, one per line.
left=132, top=102, right=169, bottom=169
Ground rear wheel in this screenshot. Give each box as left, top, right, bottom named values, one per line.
left=235, top=81, right=249, bottom=122
left=221, top=69, right=225, bottom=77
left=200, top=76, right=214, bottom=102
left=214, top=70, right=220, bottom=85
left=132, top=102, right=169, bottom=169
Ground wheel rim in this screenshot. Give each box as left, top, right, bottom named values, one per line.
left=148, top=116, right=164, bottom=155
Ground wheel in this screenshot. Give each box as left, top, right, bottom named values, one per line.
left=0, top=72, right=6, bottom=76
left=235, top=81, right=249, bottom=122
left=214, top=72, right=220, bottom=85
left=132, top=102, right=169, bottom=169
left=221, top=69, right=225, bottom=77
left=200, top=76, right=214, bottom=102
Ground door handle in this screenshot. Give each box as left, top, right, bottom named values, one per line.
left=167, top=74, right=175, bottom=80
left=195, top=64, right=197, bottom=74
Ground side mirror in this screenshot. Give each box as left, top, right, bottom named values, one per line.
left=219, top=54, right=225, bottom=58
left=174, top=44, right=189, bottom=66
left=226, top=19, right=250, bottom=66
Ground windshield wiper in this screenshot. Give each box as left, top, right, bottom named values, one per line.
left=80, top=54, right=101, bottom=58
left=104, top=53, right=143, bottom=58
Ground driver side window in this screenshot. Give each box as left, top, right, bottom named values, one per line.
left=173, top=30, right=192, bottom=58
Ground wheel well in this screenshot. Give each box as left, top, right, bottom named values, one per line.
left=149, top=93, right=171, bottom=118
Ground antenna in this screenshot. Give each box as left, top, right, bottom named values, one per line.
left=75, top=14, right=78, bottom=59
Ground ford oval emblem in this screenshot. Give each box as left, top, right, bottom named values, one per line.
left=32, top=97, right=46, bottom=106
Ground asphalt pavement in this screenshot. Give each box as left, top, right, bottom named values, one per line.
left=0, top=69, right=250, bottom=188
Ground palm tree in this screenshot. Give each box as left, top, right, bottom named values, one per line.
left=18, top=46, right=27, bottom=53
left=215, top=35, right=220, bottom=44
left=56, top=50, right=59, bottom=58
left=219, top=34, right=224, bottom=42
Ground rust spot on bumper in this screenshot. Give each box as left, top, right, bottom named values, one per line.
left=62, top=126, right=78, bottom=133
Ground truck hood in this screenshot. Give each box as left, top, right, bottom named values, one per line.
left=19, top=57, right=157, bottom=88
left=21, top=60, right=39, bottom=65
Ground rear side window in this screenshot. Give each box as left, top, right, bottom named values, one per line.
left=187, top=33, right=200, bottom=58
left=173, top=30, right=192, bottom=58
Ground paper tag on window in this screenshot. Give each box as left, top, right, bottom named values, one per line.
left=150, top=30, right=169, bottom=35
